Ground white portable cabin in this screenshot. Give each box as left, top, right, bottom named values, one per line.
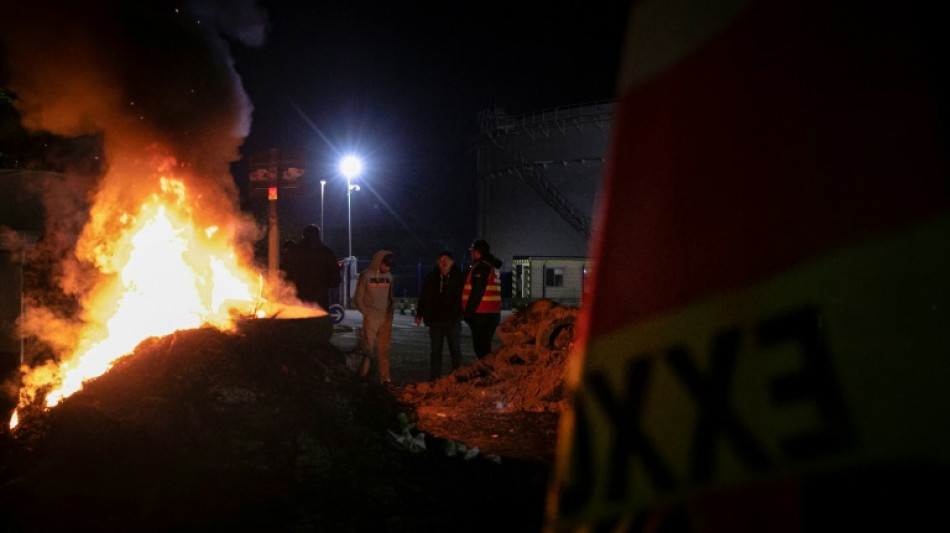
left=510, top=256, right=591, bottom=307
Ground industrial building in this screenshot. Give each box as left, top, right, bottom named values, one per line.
left=474, top=101, right=614, bottom=306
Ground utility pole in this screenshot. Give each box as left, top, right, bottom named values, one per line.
left=267, top=148, right=279, bottom=293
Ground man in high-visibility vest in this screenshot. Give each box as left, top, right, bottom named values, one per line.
left=461, top=239, right=503, bottom=359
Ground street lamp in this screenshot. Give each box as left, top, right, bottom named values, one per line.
left=319, top=179, right=327, bottom=235
left=339, top=155, right=362, bottom=259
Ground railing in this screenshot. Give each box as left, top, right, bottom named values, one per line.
left=479, top=100, right=615, bottom=134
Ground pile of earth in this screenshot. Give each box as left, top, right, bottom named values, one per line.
left=399, top=300, right=578, bottom=464
left=0, top=299, right=578, bottom=532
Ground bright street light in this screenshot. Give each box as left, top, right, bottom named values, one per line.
left=339, top=155, right=363, bottom=180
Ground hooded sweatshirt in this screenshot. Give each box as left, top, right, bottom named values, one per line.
left=354, top=250, right=394, bottom=317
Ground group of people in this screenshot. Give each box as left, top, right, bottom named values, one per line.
left=282, top=224, right=504, bottom=386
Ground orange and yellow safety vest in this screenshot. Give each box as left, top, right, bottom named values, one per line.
left=462, top=261, right=501, bottom=313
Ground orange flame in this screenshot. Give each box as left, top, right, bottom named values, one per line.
left=10, top=171, right=299, bottom=428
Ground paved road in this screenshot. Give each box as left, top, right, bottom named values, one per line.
left=329, top=308, right=509, bottom=386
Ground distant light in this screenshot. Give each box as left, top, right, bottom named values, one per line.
left=268, top=187, right=278, bottom=200
left=339, top=155, right=363, bottom=179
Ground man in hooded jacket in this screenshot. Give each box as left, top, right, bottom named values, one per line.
left=354, top=250, right=395, bottom=384
left=462, top=239, right=503, bottom=359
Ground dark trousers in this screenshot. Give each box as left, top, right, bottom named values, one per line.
left=429, top=321, right=462, bottom=380
left=466, top=313, right=500, bottom=359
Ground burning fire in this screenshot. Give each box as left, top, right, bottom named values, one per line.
left=11, top=169, right=291, bottom=429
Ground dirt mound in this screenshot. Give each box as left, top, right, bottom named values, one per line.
left=0, top=320, right=549, bottom=532
left=392, top=300, right=576, bottom=464
left=398, top=299, right=578, bottom=413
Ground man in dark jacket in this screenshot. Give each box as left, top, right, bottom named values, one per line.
left=283, top=224, right=341, bottom=311
left=415, top=250, right=464, bottom=380
left=462, top=239, right=503, bottom=359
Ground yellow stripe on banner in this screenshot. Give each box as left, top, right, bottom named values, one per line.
left=563, top=216, right=950, bottom=525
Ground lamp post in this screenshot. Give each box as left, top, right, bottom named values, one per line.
left=319, top=179, right=326, bottom=234
left=339, top=155, right=362, bottom=309
left=339, top=155, right=362, bottom=259
left=347, top=178, right=353, bottom=258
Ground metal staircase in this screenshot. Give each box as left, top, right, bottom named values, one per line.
left=483, top=158, right=600, bottom=237
left=477, top=103, right=611, bottom=238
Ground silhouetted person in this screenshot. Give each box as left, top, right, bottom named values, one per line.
left=283, top=224, right=341, bottom=311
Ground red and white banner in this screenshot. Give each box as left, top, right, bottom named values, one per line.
left=547, top=0, right=950, bottom=530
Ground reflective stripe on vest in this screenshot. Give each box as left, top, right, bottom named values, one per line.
left=462, top=262, right=501, bottom=313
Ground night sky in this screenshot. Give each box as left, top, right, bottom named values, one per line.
left=230, top=1, right=630, bottom=260
left=1, top=1, right=631, bottom=264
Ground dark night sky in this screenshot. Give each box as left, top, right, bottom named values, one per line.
left=230, top=1, right=630, bottom=260
left=0, top=1, right=630, bottom=263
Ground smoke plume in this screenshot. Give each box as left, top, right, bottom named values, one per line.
left=0, top=1, right=269, bottom=361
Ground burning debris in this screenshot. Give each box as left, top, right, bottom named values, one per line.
left=0, top=317, right=549, bottom=532
left=5, top=172, right=325, bottom=429
left=0, top=3, right=313, bottom=425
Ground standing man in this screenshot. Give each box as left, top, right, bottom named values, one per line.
left=415, top=250, right=464, bottom=380
left=354, top=250, right=395, bottom=385
left=462, top=239, right=503, bottom=359
left=283, top=224, right=341, bottom=311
